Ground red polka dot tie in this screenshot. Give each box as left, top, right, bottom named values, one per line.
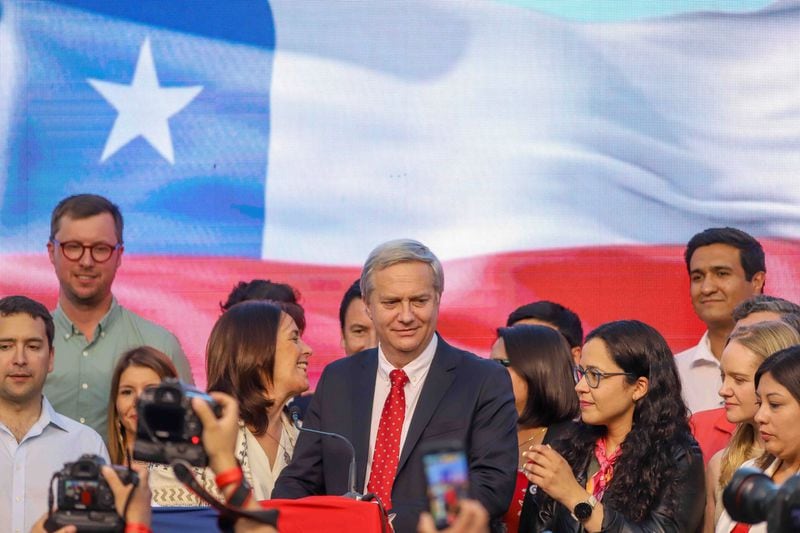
left=367, top=369, right=409, bottom=510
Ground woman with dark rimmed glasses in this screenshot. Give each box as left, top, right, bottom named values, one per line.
left=520, top=320, right=705, bottom=532
left=490, top=324, right=578, bottom=532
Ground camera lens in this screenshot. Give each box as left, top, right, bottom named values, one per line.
left=723, top=467, right=778, bottom=524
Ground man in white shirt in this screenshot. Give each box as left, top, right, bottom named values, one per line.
left=675, top=227, right=765, bottom=414
left=0, top=296, right=108, bottom=533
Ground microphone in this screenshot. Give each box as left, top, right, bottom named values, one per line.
left=289, top=406, right=362, bottom=500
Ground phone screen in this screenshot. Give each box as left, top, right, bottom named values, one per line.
left=423, top=448, right=469, bottom=529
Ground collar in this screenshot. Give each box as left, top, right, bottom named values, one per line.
left=0, top=396, right=70, bottom=441
left=687, top=331, right=718, bottom=368
left=54, top=296, right=122, bottom=339
left=377, top=333, right=438, bottom=385
left=764, top=457, right=799, bottom=477
left=38, top=396, right=71, bottom=432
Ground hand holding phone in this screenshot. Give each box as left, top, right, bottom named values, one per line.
left=422, top=441, right=470, bottom=530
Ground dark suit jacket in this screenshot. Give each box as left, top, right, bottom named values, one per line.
left=273, top=335, right=518, bottom=533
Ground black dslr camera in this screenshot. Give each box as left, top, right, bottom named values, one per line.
left=133, top=378, right=222, bottom=467
left=723, top=466, right=800, bottom=532
left=45, top=454, right=137, bottom=533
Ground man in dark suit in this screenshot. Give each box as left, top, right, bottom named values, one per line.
left=273, top=239, right=517, bottom=532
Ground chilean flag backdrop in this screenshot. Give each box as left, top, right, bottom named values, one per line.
left=1, top=0, right=799, bottom=388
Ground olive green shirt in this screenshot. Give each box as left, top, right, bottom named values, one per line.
left=45, top=297, right=194, bottom=440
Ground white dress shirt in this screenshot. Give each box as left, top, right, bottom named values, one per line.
left=363, top=334, right=438, bottom=491
left=239, top=412, right=298, bottom=500
left=0, top=396, right=108, bottom=533
left=675, top=331, right=724, bottom=414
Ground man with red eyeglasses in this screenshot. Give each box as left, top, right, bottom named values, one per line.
left=44, top=194, right=193, bottom=440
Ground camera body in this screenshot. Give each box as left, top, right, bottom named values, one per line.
left=723, top=466, right=800, bottom=533
left=45, top=454, right=137, bottom=533
left=133, top=378, right=222, bottom=467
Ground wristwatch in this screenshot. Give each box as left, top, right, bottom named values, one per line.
left=573, top=494, right=598, bottom=522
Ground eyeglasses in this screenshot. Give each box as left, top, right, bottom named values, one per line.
left=51, top=239, right=121, bottom=263
left=575, top=365, right=635, bottom=389
left=493, top=358, right=511, bottom=368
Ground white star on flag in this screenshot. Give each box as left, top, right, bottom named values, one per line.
left=88, top=37, right=202, bottom=164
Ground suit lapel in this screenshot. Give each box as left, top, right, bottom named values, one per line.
left=352, top=351, right=378, bottom=491
left=396, top=338, right=459, bottom=473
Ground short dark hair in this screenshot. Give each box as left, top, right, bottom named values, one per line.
left=219, top=279, right=305, bottom=332
left=338, top=279, right=363, bottom=331
left=684, top=227, right=765, bottom=281
left=50, top=194, right=124, bottom=244
left=496, top=324, right=578, bottom=428
left=0, top=295, right=54, bottom=349
left=506, top=300, right=583, bottom=348
left=220, top=279, right=299, bottom=310
left=732, top=295, right=800, bottom=322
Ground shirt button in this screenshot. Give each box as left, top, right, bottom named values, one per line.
left=64, top=333, right=71, bottom=339
left=100, top=331, right=106, bottom=338
left=82, top=351, right=89, bottom=357
left=81, top=383, right=88, bottom=389
left=15, top=496, right=21, bottom=502
left=79, top=417, right=86, bottom=423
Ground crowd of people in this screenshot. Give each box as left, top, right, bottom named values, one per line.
left=2, top=193, right=800, bottom=533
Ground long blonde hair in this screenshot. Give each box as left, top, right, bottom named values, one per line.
left=718, top=321, right=800, bottom=488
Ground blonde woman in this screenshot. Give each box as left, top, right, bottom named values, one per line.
left=717, top=346, right=800, bottom=532
left=704, top=321, right=800, bottom=532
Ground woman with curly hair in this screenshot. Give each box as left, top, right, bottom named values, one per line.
left=521, top=320, right=705, bottom=532
left=704, top=321, right=800, bottom=531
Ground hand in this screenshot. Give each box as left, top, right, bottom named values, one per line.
left=30, top=513, right=77, bottom=533
left=234, top=518, right=279, bottom=533
left=522, top=444, right=586, bottom=509
left=193, top=392, right=240, bottom=474
left=101, top=463, right=152, bottom=526
left=417, top=499, right=489, bottom=533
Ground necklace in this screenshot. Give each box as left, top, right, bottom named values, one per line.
left=518, top=427, right=547, bottom=471
left=518, top=427, right=547, bottom=449
left=260, top=414, right=297, bottom=465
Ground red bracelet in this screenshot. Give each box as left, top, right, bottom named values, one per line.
left=215, top=466, right=244, bottom=489
left=125, top=523, right=152, bottom=533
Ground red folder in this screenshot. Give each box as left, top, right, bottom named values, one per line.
left=261, top=496, right=389, bottom=533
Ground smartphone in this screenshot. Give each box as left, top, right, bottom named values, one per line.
left=422, top=440, right=469, bottom=530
